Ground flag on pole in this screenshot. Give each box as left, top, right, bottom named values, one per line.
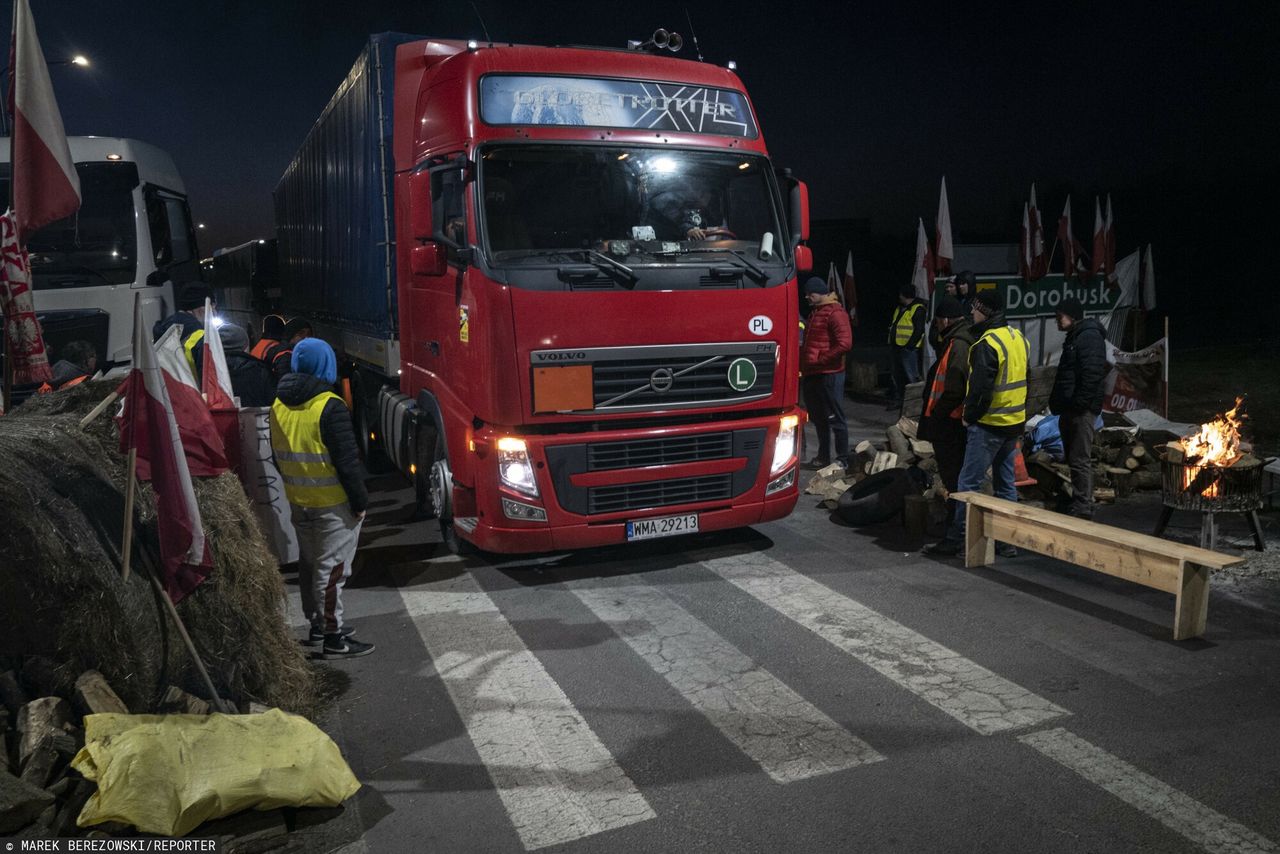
left=842, top=252, right=858, bottom=327
left=1090, top=197, right=1105, bottom=277
left=1019, top=203, right=1032, bottom=281
left=1057, top=195, right=1082, bottom=279
left=140, top=325, right=228, bottom=479
left=0, top=210, right=52, bottom=389
left=1027, top=184, right=1048, bottom=280
left=934, top=176, right=953, bottom=276
left=1141, top=244, right=1156, bottom=310
left=201, top=300, right=236, bottom=412
left=7, top=0, right=81, bottom=243
left=118, top=297, right=212, bottom=603
left=826, top=261, right=841, bottom=306
left=1103, top=194, right=1117, bottom=283
left=911, top=218, right=933, bottom=297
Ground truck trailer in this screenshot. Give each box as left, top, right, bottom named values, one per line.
left=275, top=33, right=814, bottom=553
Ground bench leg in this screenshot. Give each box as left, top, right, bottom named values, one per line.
left=964, top=503, right=994, bottom=568
left=1153, top=505, right=1173, bottom=538
left=1173, top=562, right=1210, bottom=641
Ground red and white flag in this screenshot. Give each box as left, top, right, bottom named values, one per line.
left=911, top=218, right=933, bottom=297
left=1103, top=194, right=1117, bottom=283
left=1027, top=184, right=1048, bottom=280
left=1089, top=197, right=1105, bottom=277
left=1141, top=244, right=1156, bottom=310
left=1057, top=195, right=1083, bottom=279
left=0, top=210, right=52, bottom=392
left=826, top=261, right=842, bottom=306
left=146, top=325, right=228, bottom=478
left=118, top=297, right=211, bottom=603
left=842, top=251, right=858, bottom=327
left=201, top=300, right=236, bottom=411
left=1019, top=203, right=1032, bottom=281
left=934, top=176, right=953, bottom=276
left=7, top=0, right=81, bottom=243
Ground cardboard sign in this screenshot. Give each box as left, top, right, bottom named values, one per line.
left=1103, top=338, right=1167, bottom=414
left=237, top=407, right=299, bottom=564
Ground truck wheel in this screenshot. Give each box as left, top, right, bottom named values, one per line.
left=413, top=422, right=438, bottom=520
left=428, top=435, right=470, bottom=555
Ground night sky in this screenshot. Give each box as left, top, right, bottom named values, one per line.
left=20, top=1, right=1280, bottom=341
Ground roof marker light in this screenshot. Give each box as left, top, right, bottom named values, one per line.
left=727, top=60, right=738, bottom=70
left=106, top=153, right=122, bottom=161
left=467, top=40, right=479, bottom=51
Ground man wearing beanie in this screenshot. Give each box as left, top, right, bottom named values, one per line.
left=919, top=296, right=975, bottom=554
left=152, top=283, right=214, bottom=382
left=267, top=316, right=315, bottom=381
left=1049, top=297, right=1108, bottom=519
left=219, top=322, right=276, bottom=407
left=271, top=337, right=373, bottom=659
left=800, top=276, right=853, bottom=469
left=888, top=284, right=927, bottom=408
left=944, top=287, right=1030, bottom=558
left=250, top=314, right=286, bottom=361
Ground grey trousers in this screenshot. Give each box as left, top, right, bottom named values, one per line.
left=292, top=503, right=363, bottom=634
left=1059, top=411, right=1098, bottom=516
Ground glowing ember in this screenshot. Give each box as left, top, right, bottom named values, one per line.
left=1178, top=398, right=1246, bottom=497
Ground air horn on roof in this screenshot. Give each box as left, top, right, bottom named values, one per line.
left=627, top=28, right=684, bottom=53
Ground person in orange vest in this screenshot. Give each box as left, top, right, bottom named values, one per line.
left=249, top=314, right=285, bottom=361
left=919, top=297, right=974, bottom=555
left=37, top=340, right=98, bottom=393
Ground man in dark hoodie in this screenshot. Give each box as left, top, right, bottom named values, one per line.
left=1049, top=297, right=1108, bottom=519
left=270, top=338, right=373, bottom=659
left=218, top=323, right=276, bottom=407
left=919, top=296, right=974, bottom=554
left=801, top=276, right=853, bottom=468
left=152, top=284, right=213, bottom=382
left=942, top=288, right=1030, bottom=558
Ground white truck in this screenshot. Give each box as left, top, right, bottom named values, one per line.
left=0, top=136, right=201, bottom=370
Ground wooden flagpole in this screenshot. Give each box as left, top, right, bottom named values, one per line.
left=120, top=448, right=138, bottom=581
left=78, top=389, right=120, bottom=429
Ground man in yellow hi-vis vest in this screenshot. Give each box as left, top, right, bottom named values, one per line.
left=941, top=288, right=1030, bottom=558
left=888, top=284, right=926, bottom=407
left=271, top=338, right=374, bottom=659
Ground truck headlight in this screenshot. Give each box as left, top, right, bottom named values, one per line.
left=497, top=436, right=539, bottom=497
left=770, top=414, right=799, bottom=475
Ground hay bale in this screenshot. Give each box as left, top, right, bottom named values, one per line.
left=2, top=384, right=321, bottom=717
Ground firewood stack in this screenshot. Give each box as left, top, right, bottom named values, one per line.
left=805, top=417, right=943, bottom=508
left=1025, top=427, right=1166, bottom=505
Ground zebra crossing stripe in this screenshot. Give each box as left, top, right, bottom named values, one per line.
left=1019, top=728, right=1277, bottom=854
left=401, top=575, right=655, bottom=851
left=701, top=551, right=1069, bottom=735
left=573, top=583, right=885, bottom=783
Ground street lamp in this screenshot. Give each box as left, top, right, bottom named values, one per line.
left=1, top=54, right=91, bottom=135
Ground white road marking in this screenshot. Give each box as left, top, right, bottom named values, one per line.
left=1019, top=728, right=1277, bottom=854
left=401, top=576, right=655, bottom=851
left=573, top=583, right=884, bottom=783
left=701, top=551, right=1070, bottom=735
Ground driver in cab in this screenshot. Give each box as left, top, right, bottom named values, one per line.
left=648, top=181, right=730, bottom=242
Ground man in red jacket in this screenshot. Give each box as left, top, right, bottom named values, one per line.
left=801, top=276, right=854, bottom=468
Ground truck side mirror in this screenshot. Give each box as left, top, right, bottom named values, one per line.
left=794, top=245, right=813, bottom=275
left=790, top=180, right=810, bottom=247
left=410, top=243, right=447, bottom=278
left=409, top=171, right=432, bottom=241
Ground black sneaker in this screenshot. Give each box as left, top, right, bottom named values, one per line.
left=320, top=634, right=375, bottom=659
left=996, top=544, right=1018, bottom=558
left=923, top=540, right=961, bottom=556
left=304, top=625, right=355, bottom=647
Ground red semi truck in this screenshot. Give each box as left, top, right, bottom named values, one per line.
left=275, top=33, right=814, bottom=553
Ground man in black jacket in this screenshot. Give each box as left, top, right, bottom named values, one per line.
left=1050, top=298, right=1108, bottom=519
left=919, top=297, right=974, bottom=554
left=217, top=323, right=276, bottom=407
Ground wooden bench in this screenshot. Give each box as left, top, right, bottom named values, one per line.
left=952, top=491, right=1246, bottom=640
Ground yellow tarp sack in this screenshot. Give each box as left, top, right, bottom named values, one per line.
left=71, top=708, right=360, bottom=837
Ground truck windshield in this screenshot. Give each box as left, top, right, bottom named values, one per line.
left=480, top=145, right=783, bottom=265
left=10, top=162, right=140, bottom=288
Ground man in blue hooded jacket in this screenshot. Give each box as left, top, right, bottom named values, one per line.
left=270, top=338, right=373, bottom=659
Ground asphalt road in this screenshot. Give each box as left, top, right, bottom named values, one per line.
left=291, top=417, right=1280, bottom=854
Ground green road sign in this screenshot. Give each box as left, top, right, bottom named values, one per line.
left=727, top=357, right=757, bottom=392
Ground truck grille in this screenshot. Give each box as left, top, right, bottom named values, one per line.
left=588, top=475, right=734, bottom=514
left=588, top=433, right=732, bottom=471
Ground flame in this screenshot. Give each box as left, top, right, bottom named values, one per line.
left=1178, top=397, right=1246, bottom=497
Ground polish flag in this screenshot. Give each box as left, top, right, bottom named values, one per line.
left=1027, top=184, right=1048, bottom=280
left=1089, top=197, right=1105, bottom=277
left=1103, top=194, right=1117, bottom=283
left=140, top=325, right=228, bottom=479
left=842, top=252, right=858, bottom=327
left=0, top=210, right=52, bottom=388
left=1057, top=195, right=1083, bottom=279
left=934, top=177, right=953, bottom=276
left=826, top=261, right=842, bottom=306
left=911, top=218, right=933, bottom=297
left=1141, top=244, right=1156, bottom=310
left=1019, top=203, right=1032, bottom=281
left=7, top=0, right=81, bottom=243
left=118, top=297, right=212, bottom=603
left=201, top=300, right=236, bottom=411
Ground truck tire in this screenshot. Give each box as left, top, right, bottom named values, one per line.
left=413, top=420, right=438, bottom=520
left=428, top=434, right=471, bottom=555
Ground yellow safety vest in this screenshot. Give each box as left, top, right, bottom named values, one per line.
left=270, top=391, right=349, bottom=508
left=892, top=303, right=924, bottom=348
left=969, top=325, right=1030, bottom=428
left=183, top=328, right=206, bottom=380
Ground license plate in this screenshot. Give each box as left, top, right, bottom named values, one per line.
left=626, top=513, right=699, bottom=542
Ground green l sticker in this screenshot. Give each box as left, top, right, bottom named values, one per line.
left=727, top=358, right=757, bottom=392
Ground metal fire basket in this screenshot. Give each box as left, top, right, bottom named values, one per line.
left=1154, top=452, right=1266, bottom=551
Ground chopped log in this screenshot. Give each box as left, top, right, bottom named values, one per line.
left=18, top=736, right=59, bottom=789
left=162, top=686, right=211, bottom=716
left=0, top=769, right=55, bottom=834
left=1164, top=441, right=1185, bottom=463
left=854, top=439, right=875, bottom=459
left=1110, top=468, right=1133, bottom=498
left=1132, top=469, right=1163, bottom=491
left=1098, top=446, right=1125, bottom=465
left=0, top=671, right=28, bottom=717
left=896, top=416, right=919, bottom=440
left=73, top=671, right=129, bottom=716
left=909, top=438, right=935, bottom=457
left=16, top=698, right=71, bottom=767
left=1130, top=444, right=1148, bottom=460
left=870, top=451, right=898, bottom=475
left=1094, top=487, right=1116, bottom=503
left=1124, top=457, right=1141, bottom=471
left=886, top=425, right=914, bottom=464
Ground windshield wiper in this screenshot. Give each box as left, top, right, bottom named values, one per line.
left=499, top=248, right=637, bottom=283
left=678, top=248, right=767, bottom=283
